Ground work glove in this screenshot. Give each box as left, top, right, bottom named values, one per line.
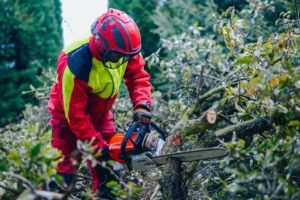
left=100, top=145, right=110, bottom=161
left=91, top=136, right=111, bottom=161
left=133, top=108, right=151, bottom=123
left=93, top=145, right=111, bottom=161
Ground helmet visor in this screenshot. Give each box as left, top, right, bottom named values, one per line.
left=103, top=50, right=138, bottom=63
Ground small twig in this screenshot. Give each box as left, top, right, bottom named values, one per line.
left=214, top=67, right=243, bottom=88
left=197, top=77, right=251, bottom=105
left=2, top=172, right=36, bottom=194
left=233, top=69, right=241, bottom=103
left=77, top=173, right=90, bottom=180
left=291, top=190, right=300, bottom=200
left=0, top=182, right=19, bottom=194
left=269, top=57, right=282, bottom=67
left=22, top=87, right=51, bottom=95
left=217, top=113, right=235, bottom=125
left=184, top=161, right=201, bottom=183
left=197, top=86, right=225, bottom=105
left=150, top=184, right=160, bottom=200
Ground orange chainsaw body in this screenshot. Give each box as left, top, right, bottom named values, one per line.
left=108, top=132, right=138, bottom=164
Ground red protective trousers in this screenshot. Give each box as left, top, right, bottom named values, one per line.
left=51, top=111, right=115, bottom=193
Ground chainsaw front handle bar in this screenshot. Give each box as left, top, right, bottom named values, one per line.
left=120, top=120, right=167, bottom=169
left=120, top=121, right=138, bottom=160
left=150, top=122, right=167, bottom=141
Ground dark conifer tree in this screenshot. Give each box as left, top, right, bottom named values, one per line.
left=0, top=0, right=63, bottom=126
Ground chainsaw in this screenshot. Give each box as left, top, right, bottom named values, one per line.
left=107, top=120, right=227, bottom=171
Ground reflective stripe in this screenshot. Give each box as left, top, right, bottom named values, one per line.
left=88, top=58, right=128, bottom=99
left=62, top=67, right=75, bottom=122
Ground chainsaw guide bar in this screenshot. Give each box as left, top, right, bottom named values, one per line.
left=124, top=147, right=228, bottom=171
left=153, top=147, right=228, bottom=165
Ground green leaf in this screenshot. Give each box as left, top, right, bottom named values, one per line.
left=30, top=143, right=41, bottom=158
left=0, top=159, right=8, bottom=171
left=8, top=150, right=21, bottom=164
left=106, top=181, right=119, bottom=188
left=183, top=71, right=191, bottom=80
left=237, top=139, right=246, bottom=148
left=132, top=188, right=144, bottom=196
left=235, top=56, right=254, bottom=65
left=278, top=74, right=290, bottom=89
left=288, top=120, right=300, bottom=126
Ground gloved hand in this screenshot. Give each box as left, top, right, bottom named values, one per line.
left=133, top=108, right=151, bottom=123
left=91, top=136, right=110, bottom=161
left=100, top=145, right=110, bottom=161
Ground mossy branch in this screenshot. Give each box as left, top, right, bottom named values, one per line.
left=211, top=116, right=273, bottom=138
left=172, top=103, right=219, bottom=137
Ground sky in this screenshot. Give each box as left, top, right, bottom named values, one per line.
left=61, top=0, right=108, bottom=45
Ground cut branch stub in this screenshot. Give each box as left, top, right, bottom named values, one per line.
left=206, top=109, right=217, bottom=124
left=160, top=135, right=183, bottom=155
left=171, top=105, right=219, bottom=138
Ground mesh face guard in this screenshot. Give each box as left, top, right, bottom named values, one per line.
left=102, top=51, right=138, bottom=69
left=102, top=50, right=138, bottom=63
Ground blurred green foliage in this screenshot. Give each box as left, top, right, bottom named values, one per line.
left=109, top=0, right=160, bottom=57
left=0, top=0, right=63, bottom=126
left=0, top=104, right=61, bottom=199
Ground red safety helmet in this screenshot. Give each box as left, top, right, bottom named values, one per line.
left=91, top=8, right=141, bottom=63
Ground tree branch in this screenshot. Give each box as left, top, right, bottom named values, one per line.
left=2, top=172, right=36, bottom=194
left=210, top=116, right=273, bottom=139
left=197, top=86, right=225, bottom=104
left=0, top=182, right=19, bottom=194
left=172, top=103, right=219, bottom=137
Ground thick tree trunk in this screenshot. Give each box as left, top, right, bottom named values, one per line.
left=161, top=158, right=187, bottom=200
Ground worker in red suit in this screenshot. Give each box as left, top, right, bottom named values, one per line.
left=48, top=8, right=152, bottom=199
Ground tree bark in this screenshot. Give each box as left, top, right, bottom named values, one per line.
left=172, top=103, right=219, bottom=137
left=211, top=116, right=273, bottom=139
left=161, top=158, right=187, bottom=200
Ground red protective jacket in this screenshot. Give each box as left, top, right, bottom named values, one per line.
left=48, top=36, right=152, bottom=149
